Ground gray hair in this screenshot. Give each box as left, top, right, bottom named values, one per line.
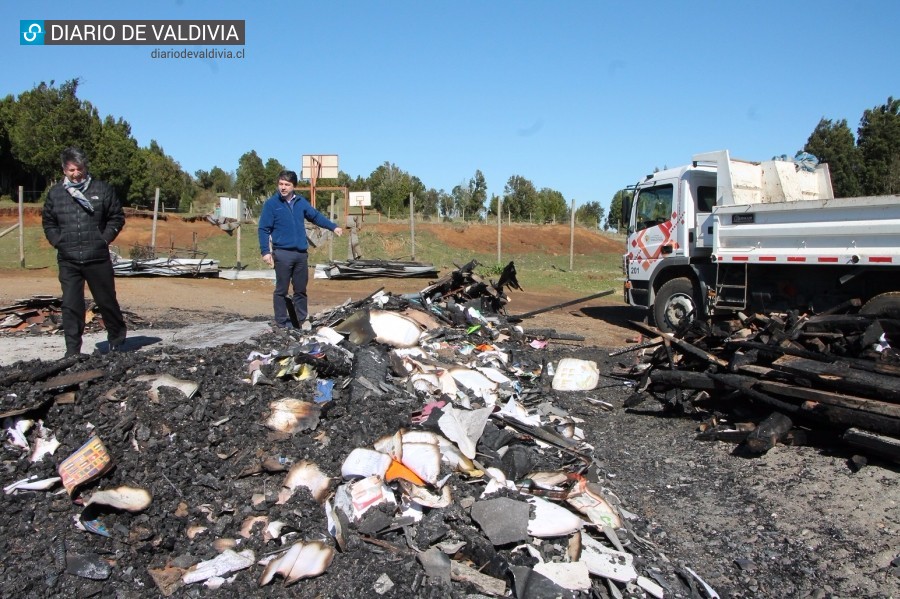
left=60, top=147, right=89, bottom=169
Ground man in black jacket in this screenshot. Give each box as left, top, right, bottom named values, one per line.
left=42, top=147, right=127, bottom=357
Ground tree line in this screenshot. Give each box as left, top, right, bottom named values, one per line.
left=0, top=80, right=606, bottom=227
left=604, top=97, right=900, bottom=231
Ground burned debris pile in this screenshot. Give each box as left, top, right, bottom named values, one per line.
left=0, top=261, right=723, bottom=598
left=314, top=259, right=439, bottom=280
left=617, top=308, right=900, bottom=462
left=0, top=296, right=148, bottom=336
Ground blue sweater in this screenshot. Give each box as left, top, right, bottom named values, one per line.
left=258, top=192, right=336, bottom=255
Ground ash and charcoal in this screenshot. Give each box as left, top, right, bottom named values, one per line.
left=0, top=261, right=719, bottom=598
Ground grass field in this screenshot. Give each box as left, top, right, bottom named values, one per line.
left=0, top=205, right=626, bottom=297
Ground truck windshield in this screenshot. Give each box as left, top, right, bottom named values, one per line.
left=634, top=184, right=673, bottom=231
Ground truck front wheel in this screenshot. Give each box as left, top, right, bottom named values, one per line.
left=860, top=292, right=900, bottom=319
left=651, top=277, right=700, bottom=333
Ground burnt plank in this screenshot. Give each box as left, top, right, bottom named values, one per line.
left=629, top=321, right=728, bottom=368
left=771, top=355, right=900, bottom=402
left=842, top=428, right=900, bottom=464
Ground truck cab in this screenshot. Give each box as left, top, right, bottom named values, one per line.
left=623, top=162, right=717, bottom=330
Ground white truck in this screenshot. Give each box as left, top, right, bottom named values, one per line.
left=622, top=150, right=900, bottom=332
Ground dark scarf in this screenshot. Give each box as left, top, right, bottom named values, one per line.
left=64, top=175, right=94, bottom=214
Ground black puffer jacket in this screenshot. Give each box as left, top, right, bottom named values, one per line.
left=42, top=179, right=125, bottom=264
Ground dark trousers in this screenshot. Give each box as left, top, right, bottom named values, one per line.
left=58, top=258, right=127, bottom=353
left=272, top=248, right=309, bottom=327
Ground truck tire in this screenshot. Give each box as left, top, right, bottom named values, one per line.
left=651, top=277, right=699, bottom=333
left=860, top=292, right=900, bottom=319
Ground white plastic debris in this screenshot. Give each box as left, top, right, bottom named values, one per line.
left=532, top=561, right=592, bottom=591
left=551, top=358, right=600, bottom=391
left=566, top=478, right=622, bottom=529
left=265, top=398, right=321, bottom=434
left=279, top=460, right=332, bottom=504
left=373, top=573, right=395, bottom=594
left=579, top=533, right=637, bottom=583
left=84, top=486, right=152, bottom=512
left=182, top=549, right=255, bottom=585
left=314, top=327, right=345, bottom=346
left=526, top=496, right=585, bottom=538
left=398, top=441, right=441, bottom=484
left=341, top=448, right=392, bottom=479
left=135, top=373, right=199, bottom=401
left=637, top=575, right=665, bottom=598
left=3, top=475, right=61, bottom=494
left=258, top=541, right=334, bottom=586
left=437, top=405, right=493, bottom=459
left=369, top=310, right=424, bottom=348
left=5, top=417, right=32, bottom=449
left=448, top=367, right=498, bottom=403
left=29, top=421, right=60, bottom=462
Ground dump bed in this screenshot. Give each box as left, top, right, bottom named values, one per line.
left=713, top=195, right=900, bottom=265
left=693, top=150, right=834, bottom=206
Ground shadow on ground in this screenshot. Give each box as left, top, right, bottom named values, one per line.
left=579, top=304, right=646, bottom=328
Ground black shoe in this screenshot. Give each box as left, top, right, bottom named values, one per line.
left=63, top=350, right=81, bottom=359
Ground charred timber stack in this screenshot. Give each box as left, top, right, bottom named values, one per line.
left=617, top=307, right=900, bottom=463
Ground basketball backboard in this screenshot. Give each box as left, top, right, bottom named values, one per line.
left=302, top=155, right=339, bottom=180
left=349, top=191, right=372, bottom=207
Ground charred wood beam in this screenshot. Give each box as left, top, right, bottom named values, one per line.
left=0, top=353, right=81, bottom=387
left=648, top=369, right=717, bottom=391
left=521, top=328, right=586, bottom=342
left=755, top=381, right=900, bottom=421
left=629, top=321, right=729, bottom=369
left=507, top=289, right=614, bottom=322
left=772, top=356, right=900, bottom=403
left=744, top=412, right=793, bottom=454
left=727, top=340, right=832, bottom=363
left=706, top=373, right=800, bottom=414
left=842, top=428, right=900, bottom=464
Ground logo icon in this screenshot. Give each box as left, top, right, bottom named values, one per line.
left=21, top=21, right=45, bottom=45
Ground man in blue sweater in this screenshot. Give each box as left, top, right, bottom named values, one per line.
left=257, top=170, right=342, bottom=329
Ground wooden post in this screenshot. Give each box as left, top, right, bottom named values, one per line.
left=18, top=186, right=25, bottom=268
left=569, top=199, right=575, bottom=270
left=236, top=193, right=242, bottom=269
left=151, top=187, right=160, bottom=253
left=329, top=192, right=335, bottom=262
left=497, top=194, right=502, bottom=265
left=409, top=192, right=416, bottom=261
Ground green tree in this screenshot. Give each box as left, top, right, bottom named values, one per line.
left=91, top=115, right=139, bottom=201
left=605, top=189, right=630, bottom=231
left=450, top=181, right=471, bottom=220
left=536, top=188, right=568, bottom=223
left=576, top=200, right=605, bottom=228
left=857, top=97, right=900, bottom=195
left=235, top=150, right=267, bottom=212
left=438, top=189, right=454, bottom=219
left=420, top=188, right=441, bottom=219
left=369, top=161, right=412, bottom=218
left=503, top=175, right=537, bottom=221
left=7, top=79, right=95, bottom=186
left=128, top=140, right=189, bottom=210
left=263, top=157, right=285, bottom=196
left=466, top=170, right=487, bottom=219
left=209, top=167, right=233, bottom=193
left=804, top=118, right=862, bottom=198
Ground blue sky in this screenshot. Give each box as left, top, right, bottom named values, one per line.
left=3, top=1, right=898, bottom=214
